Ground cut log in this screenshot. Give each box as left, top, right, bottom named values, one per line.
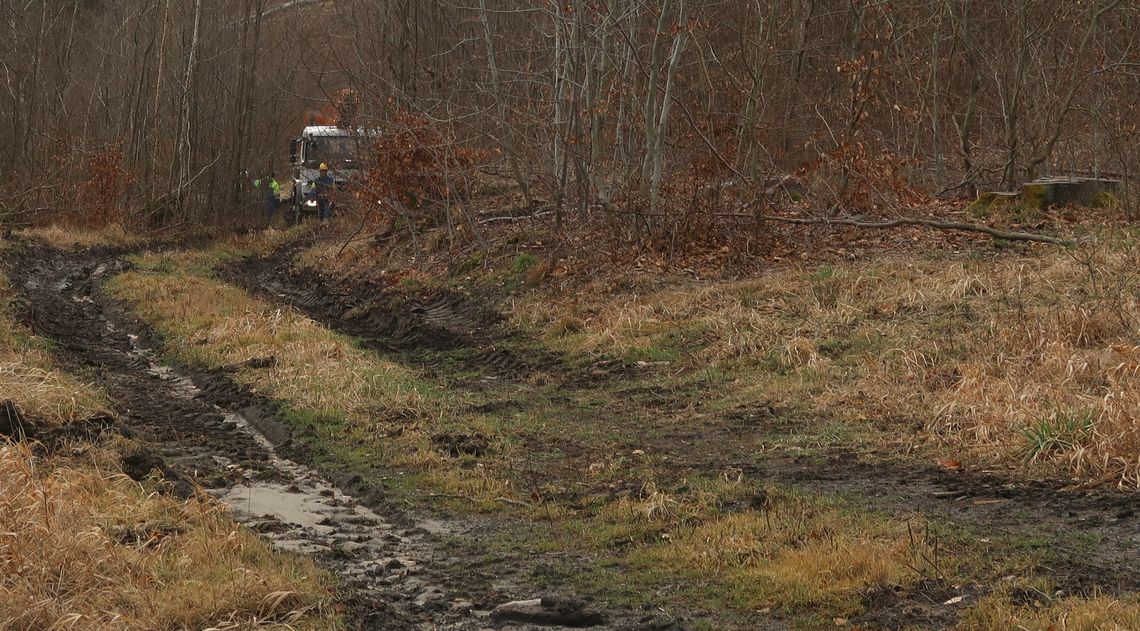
left=1021, top=177, right=1122, bottom=210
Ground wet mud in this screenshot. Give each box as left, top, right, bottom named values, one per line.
left=223, top=243, right=569, bottom=381
left=2, top=242, right=663, bottom=631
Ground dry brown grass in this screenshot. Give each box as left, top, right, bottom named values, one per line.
left=0, top=272, right=110, bottom=424
left=0, top=441, right=338, bottom=630
left=14, top=222, right=302, bottom=256
left=15, top=224, right=139, bottom=249
left=0, top=352, right=108, bottom=425
left=511, top=242, right=1140, bottom=486
left=107, top=251, right=431, bottom=418
left=211, top=226, right=310, bottom=260
left=961, top=591, right=1140, bottom=630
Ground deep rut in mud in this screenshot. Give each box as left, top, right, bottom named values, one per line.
left=224, top=242, right=567, bottom=381
left=2, top=243, right=654, bottom=631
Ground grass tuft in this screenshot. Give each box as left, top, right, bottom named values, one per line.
left=0, top=442, right=337, bottom=630
left=963, top=589, right=1140, bottom=631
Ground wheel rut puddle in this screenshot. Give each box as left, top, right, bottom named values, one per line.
left=132, top=335, right=406, bottom=568
left=3, top=243, right=642, bottom=631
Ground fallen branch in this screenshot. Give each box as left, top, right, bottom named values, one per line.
left=757, top=214, right=1075, bottom=247
left=336, top=210, right=370, bottom=259
left=592, top=202, right=1073, bottom=246
left=493, top=496, right=533, bottom=508
left=478, top=210, right=553, bottom=225
left=145, top=220, right=185, bottom=235
left=1060, top=468, right=1122, bottom=492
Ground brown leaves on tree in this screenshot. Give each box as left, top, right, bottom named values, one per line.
left=360, top=110, right=489, bottom=212
left=76, top=144, right=133, bottom=227
left=304, top=89, right=363, bottom=128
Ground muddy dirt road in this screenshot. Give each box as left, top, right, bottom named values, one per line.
left=3, top=242, right=675, bottom=631
left=228, top=240, right=1140, bottom=627
left=7, top=238, right=1140, bottom=630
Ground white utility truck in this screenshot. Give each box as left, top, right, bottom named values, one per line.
left=288, top=126, right=373, bottom=219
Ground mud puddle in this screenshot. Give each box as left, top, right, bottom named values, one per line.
left=128, top=330, right=408, bottom=571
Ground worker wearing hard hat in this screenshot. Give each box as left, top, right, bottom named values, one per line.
left=314, top=163, right=335, bottom=220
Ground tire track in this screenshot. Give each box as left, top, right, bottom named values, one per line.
left=2, top=241, right=666, bottom=631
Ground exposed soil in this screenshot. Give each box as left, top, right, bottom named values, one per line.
left=1, top=241, right=676, bottom=631
left=221, top=238, right=1140, bottom=629
left=224, top=241, right=564, bottom=381
left=0, top=398, right=122, bottom=454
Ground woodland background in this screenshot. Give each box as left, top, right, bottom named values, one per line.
left=3, top=0, right=1139, bottom=240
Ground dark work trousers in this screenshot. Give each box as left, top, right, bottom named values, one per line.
left=265, top=195, right=278, bottom=222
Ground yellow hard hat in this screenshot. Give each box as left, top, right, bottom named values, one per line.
left=319, top=163, right=329, bottom=171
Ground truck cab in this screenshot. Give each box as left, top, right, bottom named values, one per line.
left=288, top=126, right=373, bottom=219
